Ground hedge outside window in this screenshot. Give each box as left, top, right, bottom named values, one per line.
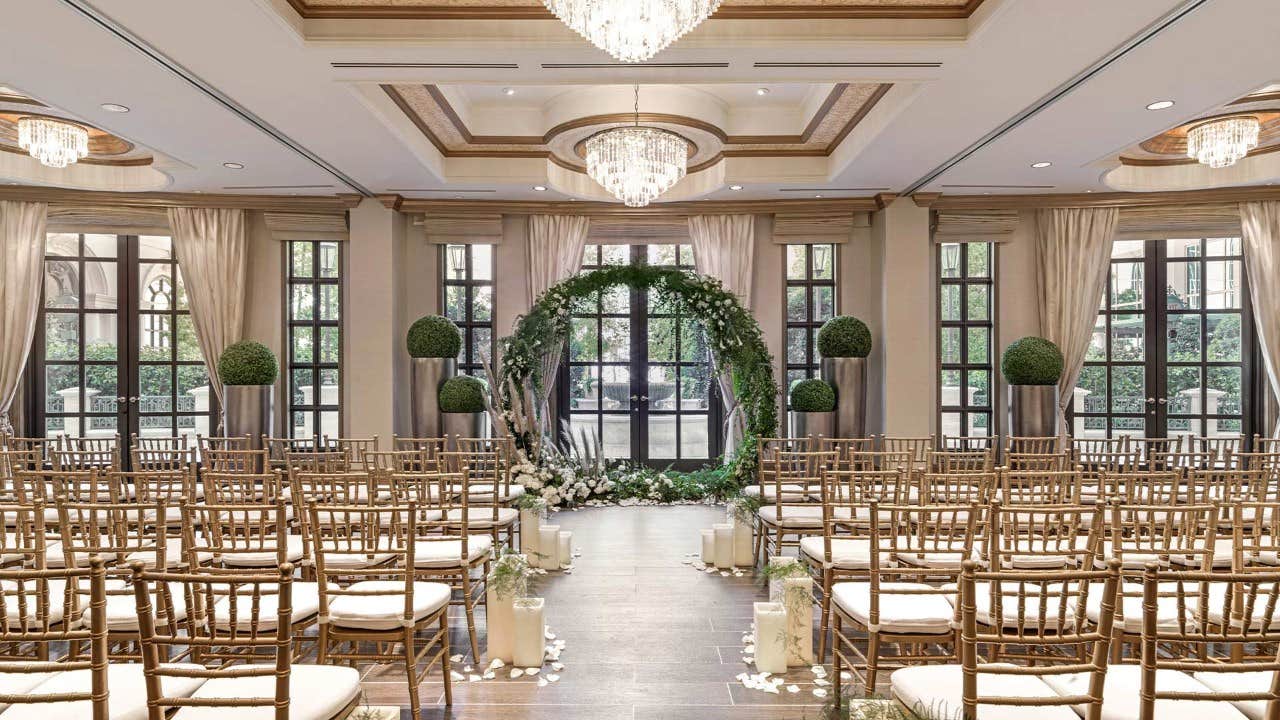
left=784, top=244, right=837, bottom=406
left=441, top=244, right=494, bottom=378
left=937, top=242, right=995, bottom=439
left=287, top=240, right=341, bottom=440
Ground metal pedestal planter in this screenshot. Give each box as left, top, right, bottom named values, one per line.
left=223, top=384, right=273, bottom=458
left=821, top=357, right=867, bottom=438
left=441, top=412, right=485, bottom=445
left=789, top=411, right=835, bottom=441
left=1009, top=384, right=1059, bottom=438
left=410, top=357, right=456, bottom=438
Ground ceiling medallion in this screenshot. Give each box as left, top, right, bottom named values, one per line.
left=585, top=86, right=687, bottom=207
left=543, top=0, right=722, bottom=63
left=17, top=116, right=89, bottom=169
left=1186, top=115, right=1261, bottom=168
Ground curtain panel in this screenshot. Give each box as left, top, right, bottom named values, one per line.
left=527, top=215, right=590, bottom=432
left=168, top=207, right=249, bottom=418
left=0, top=201, right=48, bottom=436
left=1240, top=201, right=1280, bottom=436
left=1034, top=206, right=1119, bottom=436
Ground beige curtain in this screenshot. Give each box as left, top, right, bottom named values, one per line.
left=0, top=201, right=47, bottom=436
left=689, top=214, right=756, bottom=456
left=1034, top=207, right=1118, bottom=436
left=527, top=215, right=590, bottom=432
left=1241, top=201, right=1280, bottom=436
left=168, top=208, right=248, bottom=416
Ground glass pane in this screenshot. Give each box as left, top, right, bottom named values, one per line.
left=967, top=369, right=990, bottom=408
left=1085, top=315, right=1106, bottom=362
left=472, top=327, right=492, bottom=366
left=940, top=370, right=961, bottom=408
left=570, top=318, right=598, bottom=362
left=967, top=412, right=991, bottom=437
left=44, top=260, right=80, bottom=308
left=813, top=245, right=834, bottom=280
left=291, top=242, right=314, bottom=278
left=601, top=245, right=628, bottom=266
left=1205, top=260, right=1242, bottom=309
left=940, top=412, right=962, bottom=439
left=138, top=235, right=171, bottom=260
left=967, top=327, right=989, bottom=365
left=813, top=286, right=835, bottom=322
left=138, top=266, right=173, bottom=311
left=86, top=365, right=117, bottom=414
left=45, top=365, right=78, bottom=414
left=319, top=327, right=339, bottom=364
left=940, top=327, right=961, bottom=365
left=1110, top=262, right=1143, bottom=310
left=45, top=233, right=79, bottom=257
left=1166, top=366, right=1200, bottom=415
left=85, top=314, right=118, bottom=360
left=601, top=286, right=628, bottom=315
left=648, top=318, right=675, bottom=363
left=292, top=368, right=314, bottom=407
left=1112, top=416, right=1145, bottom=435
left=83, top=234, right=117, bottom=259
left=318, top=411, right=340, bottom=440
left=966, top=243, right=990, bottom=278
left=472, top=286, right=493, bottom=322
left=679, top=245, right=694, bottom=266
left=139, top=415, right=175, bottom=437
left=291, top=327, right=314, bottom=364
left=569, top=366, right=598, bottom=408
left=290, top=284, right=315, bottom=321
left=319, top=368, right=338, bottom=392
left=786, top=287, right=807, bottom=322
left=648, top=366, right=677, bottom=411
left=1111, top=241, right=1145, bottom=259
left=1166, top=238, right=1201, bottom=258
left=967, top=284, right=990, bottom=321
left=291, top=411, right=308, bottom=438
left=320, top=285, right=340, bottom=321
left=81, top=262, right=117, bottom=311
left=940, top=285, right=960, bottom=322
left=601, top=414, right=630, bottom=459
left=1168, top=417, right=1198, bottom=437
left=787, top=328, right=808, bottom=364
left=786, top=246, right=806, bottom=280
left=45, top=314, right=79, bottom=360
left=940, top=244, right=961, bottom=279
left=680, top=414, right=710, bottom=458
left=648, top=415, right=676, bottom=459
left=1166, top=314, right=1201, bottom=362
left=600, top=318, right=629, bottom=362
left=318, top=243, right=339, bottom=279
left=139, top=365, right=172, bottom=407
left=174, top=268, right=188, bottom=311
left=1208, top=367, right=1242, bottom=418
left=1205, top=237, right=1241, bottom=256
left=786, top=370, right=806, bottom=397
left=647, top=244, right=677, bottom=266
left=176, top=315, right=202, bottom=362
left=1110, top=366, right=1145, bottom=415
left=1206, top=313, right=1242, bottom=361
left=444, top=286, right=466, bottom=322
left=1075, top=366, right=1106, bottom=415
left=1166, top=261, right=1200, bottom=310
left=139, top=314, right=171, bottom=356
left=472, top=244, right=493, bottom=281
left=1110, top=314, right=1144, bottom=361
left=178, top=365, right=210, bottom=398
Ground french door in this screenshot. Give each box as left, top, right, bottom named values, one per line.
left=559, top=244, right=723, bottom=470
left=1072, top=237, right=1252, bottom=441
left=32, top=233, right=216, bottom=449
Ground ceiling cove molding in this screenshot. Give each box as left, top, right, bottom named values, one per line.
left=0, top=186, right=361, bottom=213
left=927, top=186, right=1280, bottom=211
left=285, top=0, right=984, bottom=20
left=388, top=196, right=880, bottom=217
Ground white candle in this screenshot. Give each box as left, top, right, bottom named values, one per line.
left=557, top=531, right=572, bottom=569
left=783, top=576, right=814, bottom=666
left=485, top=586, right=515, bottom=662
left=753, top=601, right=788, bottom=674
left=768, top=556, right=800, bottom=603
left=713, top=523, right=735, bottom=570
left=700, top=529, right=715, bottom=563
left=511, top=597, right=546, bottom=668
left=538, top=524, right=561, bottom=570
left=732, top=516, right=754, bottom=568
left=519, top=508, right=542, bottom=567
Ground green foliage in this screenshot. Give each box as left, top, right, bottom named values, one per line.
left=817, top=316, right=872, bottom=358
left=438, top=375, right=487, bottom=413
left=218, top=341, right=278, bottom=386
left=607, top=463, right=736, bottom=504
left=406, top=315, right=462, bottom=358
left=790, top=378, right=836, bottom=412
left=1001, top=336, right=1064, bottom=386
left=487, top=548, right=537, bottom=600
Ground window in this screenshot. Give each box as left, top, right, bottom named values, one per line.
left=784, top=244, right=837, bottom=404
left=441, top=244, right=494, bottom=377
left=937, top=242, right=995, bottom=438
left=287, top=240, right=342, bottom=440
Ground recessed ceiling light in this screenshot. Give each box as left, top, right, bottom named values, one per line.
left=1146, top=100, right=1175, bottom=111
left=223, top=162, right=244, bottom=169
left=1031, top=161, right=1052, bottom=169
left=503, top=88, right=517, bottom=96
left=100, top=103, right=130, bottom=113
left=729, top=185, right=743, bottom=191
left=814, top=194, right=823, bottom=198
left=533, top=185, right=547, bottom=192
left=756, top=88, right=770, bottom=96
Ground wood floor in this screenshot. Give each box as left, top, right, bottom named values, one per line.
left=358, top=504, right=853, bottom=719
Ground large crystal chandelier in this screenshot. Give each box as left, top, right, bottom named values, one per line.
left=1186, top=115, right=1261, bottom=169
left=17, top=117, right=89, bottom=169
left=543, top=0, right=722, bottom=63
left=585, top=87, right=688, bottom=207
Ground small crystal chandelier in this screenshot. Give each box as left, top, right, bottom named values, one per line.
left=17, top=117, right=89, bottom=169
left=585, top=86, right=688, bottom=208
left=543, top=0, right=722, bottom=63
left=1186, top=115, right=1261, bottom=169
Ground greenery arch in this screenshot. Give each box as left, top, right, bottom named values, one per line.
left=499, top=264, right=778, bottom=483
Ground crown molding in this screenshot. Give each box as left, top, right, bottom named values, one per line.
left=911, top=192, right=942, bottom=207
left=928, top=185, right=1280, bottom=210
left=873, top=192, right=899, bottom=209
left=0, top=185, right=359, bottom=213
left=389, top=196, right=879, bottom=217
left=285, top=0, right=984, bottom=20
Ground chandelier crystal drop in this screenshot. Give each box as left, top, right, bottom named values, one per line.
left=1186, top=115, right=1261, bottom=169
left=17, top=117, right=89, bottom=169
left=586, top=126, right=688, bottom=207
left=542, top=0, right=722, bottom=63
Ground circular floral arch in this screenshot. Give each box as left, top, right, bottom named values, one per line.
left=499, top=264, right=778, bottom=483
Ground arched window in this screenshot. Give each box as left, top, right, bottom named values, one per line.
left=144, top=275, right=172, bottom=348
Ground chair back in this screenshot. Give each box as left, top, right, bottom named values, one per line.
left=309, top=504, right=419, bottom=623
left=202, top=448, right=268, bottom=474
left=998, top=469, right=1084, bottom=506
left=284, top=449, right=351, bottom=473
left=51, top=448, right=119, bottom=473
left=876, top=435, right=932, bottom=469
left=331, top=436, right=380, bottom=469
left=183, top=499, right=292, bottom=572
left=1197, top=435, right=1241, bottom=466
left=201, top=470, right=287, bottom=505
left=938, top=435, right=995, bottom=451
left=987, top=502, right=1103, bottom=570
left=1005, top=452, right=1073, bottom=471
left=816, top=437, right=875, bottom=459
left=197, top=435, right=255, bottom=452
left=1103, top=470, right=1193, bottom=506
left=928, top=450, right=993, bottom=473
left=1004, top=436, right=1062, bottom=455
left=1150, top=451, right=1215, bottom=471
left=918, top=472, right=995, bottom=506
left=130, top=445, right=194, bottom=472
left=1124, top=435, right=1182, bottom=463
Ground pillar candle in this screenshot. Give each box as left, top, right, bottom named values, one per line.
left=557, top=531, right=572, bottom=569
left=538, top=524, right=561, bottom=570
left=485, top=587, right=515, bottom=662
left=768, top=556, right=800, bottom=603
left=511, top=597, right=546, bottom=668
left=519, top=508, right=542, bottom=567
left=783, top=576, right=814, bottom=666
left=713, top=523, right=735, bottom=570
left=732, top=516, right=754, bottom=567
left=753, top=601, right=788, bottom=674
left=700, top=529, right=715, bottom=563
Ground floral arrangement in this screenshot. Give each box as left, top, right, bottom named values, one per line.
left=487, top=547, right=539, bottom=600
left=509, top=448, right=738, bottom=510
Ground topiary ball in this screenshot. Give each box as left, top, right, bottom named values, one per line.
left=407, top=315, right=462, bottom=359
left=438, top=376, right=488, bottom=413
left=218, top=341, right=278, bottom=386
left=789, top=378, right=836, bottom=413
left=816, top=316, right=872, bottom=358
left=1001, top=336, right=1065, bottom=386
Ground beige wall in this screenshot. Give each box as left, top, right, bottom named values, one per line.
left=994, top=211, right=1042, bottom=436
left=243, top=211, right=285, bottom=436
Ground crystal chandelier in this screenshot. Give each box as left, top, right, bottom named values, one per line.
left=17, top=117, right=89, bottom=169
left=543, top=0, right=722, bottom=63
left=1186, top=115, right=1261, bottom=169
left=585, top=87, right=688, bottom=207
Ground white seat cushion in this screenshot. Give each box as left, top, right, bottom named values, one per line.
left=832, top=581, right=955, bottom=634
left=171, top=665, right=361, bottom=720
left=799, top=536, right=877, bottom=570
left=1084, top=582, right=1187, bottom=633
left=218, top=535, right=307, bottom=567
left=6, top=662, right=207, bottom=720
left=0, top=669, right=60, bottom=712
left=757, top=505, right=850, bottom=528
left=445, top=507, right=518, bottom=528
left=892, top=664, right=1078, bottom=720
left=97, top=581, right=188, bottom=630
left=1194, top=582, right=1280, bottom=630
left=947, top=582, right=1078, bottom=630
left=1193, top=671, right=1276, bottom=720
left=212, top=582, right=324, bottom=631
left=125, top=537, right=213, bottom=568
left=414, top=535, right=493, bottom=568
left=1043, top=665, right=1248, bottom=720
left=467, top=484, right=527, bottom=502
left=0, top=578, right=67, bottom=625
left=741, top=484, right=807, bottom=501
left=315, top=542, right=395, bottom=570
left=326, top=580, right=451, bottom=630
left=978, top=538, right=1084, bottom=569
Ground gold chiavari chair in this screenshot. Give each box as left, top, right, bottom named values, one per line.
left=118, top=468, right=196, bottom=530
left=391, top=436, right=448, bottom=471
left=817, top=437, right=876, bottom=459
left=1073, top=436, right=1131, bottom=456
left=1004, top=435, right=1063, bottom=455
left=1076, top=451, right=1140, bottom=505
left=1151, top=450, right=1216, bottom=472
left=365, top=450, right=425, bottom=473
left=928, top=449, right=994, bottom=473
left=998, top=469, right=1086, bottom=508
left=1006, top=451, right=1074, bottom=471
left=50, top=447, right=120, bottom=473
left=756, top=450, right=838, bottom=560
left=440, top=454, right=517, bottom=549
left=284, top=449, right=351, bottom=474
left=266, top=434, right=329, bottom=460
left=60, top=434, right=121, bottom=455
left=0, top=435, right=54, bottom=457
left=451, top=442, right=524, bottom=503
left=197, top=434, right=255, bottom=452
left=1124, top=435, right=1183, bottom=464
left=1198, top=435, right=1242, bottom=467
left=918, top=471, right=996, bottom=509
left=758, top=436, right=812, bottom=459
left=880, top=559, right=1120, bottom=720
left=1254, top=435, right=1280, bottom=454
left=310, top=504, right=453, bottom=718
left=331, top=435, right=380, bottom=469
left=130, top=446, right=196, bottom=472
left=201, top=447, right=269, bottom=474
left=877, top=435, right=933, bottom=472
left=201, top=470, right=288, bottom=507
left=1103, top=469, right=1192, bottom=506
left=131, top=434, right=188, bottom=451
left=846, top=450, right=913, bottom=474
left=129, top=562, right=365, bottom=720
left=937, top=435, right=995, bottom=451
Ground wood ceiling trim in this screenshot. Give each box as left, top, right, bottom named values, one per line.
left=287, top=0, right=984, bottom=20
left=0, top=144, right=154, bottom=167
left=392, top=196, right=881, bottom=216
left=0, top=186, right=361, bottom=213
left=928, top=185, right=1280, bottom=211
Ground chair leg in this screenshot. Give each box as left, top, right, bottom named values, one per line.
left=440, top=611, right=454, bottom=707
left=817, top=569, right=832, bottom=661
left=832, top=612, right=843, bottom=707
left=865, top=632, right=881, bottom=697
left=461, top=570, right=480, bottom=660
left=404, top=627, right=421, bottom=720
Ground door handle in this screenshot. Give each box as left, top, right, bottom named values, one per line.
left=115, top=396, right=127, bottom=403
left=1145, top=397, right=1156, bottom=405
left=128, top=397, right=139, bottom=403
left=1157, top=398, right=1167, bottom=405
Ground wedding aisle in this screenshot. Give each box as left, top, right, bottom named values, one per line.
left=358, top=505, right=836, bottom=719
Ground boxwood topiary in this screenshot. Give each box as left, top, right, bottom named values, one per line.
left=439, top=376, right=487, bottom=413
left=816, top=316, right=872, bottom=358
left=407, top=315, right=462, bottom=359
left=1001, top=336, right=1065, bottom=386
left=789, top=378, right=836, bottom=413
left=218, top=341, right=278, bottom=386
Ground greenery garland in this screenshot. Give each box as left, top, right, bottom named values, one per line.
left=499, top=265, right=778, bottom=484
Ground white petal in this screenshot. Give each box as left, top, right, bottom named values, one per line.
left=814, top=678, right=831, bottom=686
left=813, top=688, right=828, bottom=698
left=545, top=631, right=556, bottom=640
left=468, top=674, right=482, bottom=682
left=744, top=645, right=756, bottom=654
left=463, top=665, right=473, bottom=673
left=551, top=662, right=565, bottom=671
left=450, top=671, right=465, bottom=681
left=483, top=671, right=496, bottom=680
left=743, top=656, right=754, bottom=664
left=450, top=654, right=464, bottom=663
left=509, top=669, right=523, bottom=679
left=537, top=677, right=548, bottom=688
left=787, top=685, right=800, bottom=694
left=840, top=672, right=852, bottom=681
left=547, top=674, right=560, bottom=682
left=489, top=658, right=506, bottom=670
left=525, top=667, right=541, bottom=676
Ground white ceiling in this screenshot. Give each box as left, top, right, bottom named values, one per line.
left=1, top=0, right=1277, bottom=201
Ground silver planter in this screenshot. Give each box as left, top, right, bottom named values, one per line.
left=223, top=385, right=273, bottom=453
left=441, top=412, right=485, bottom=445
left=821, top=357, right=867, bottom=438
left=1009, top=384, right=1060, bottom=438
left=410, top=357, right=456, bottom=438
left=789, top=411, right=835, bottom=440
